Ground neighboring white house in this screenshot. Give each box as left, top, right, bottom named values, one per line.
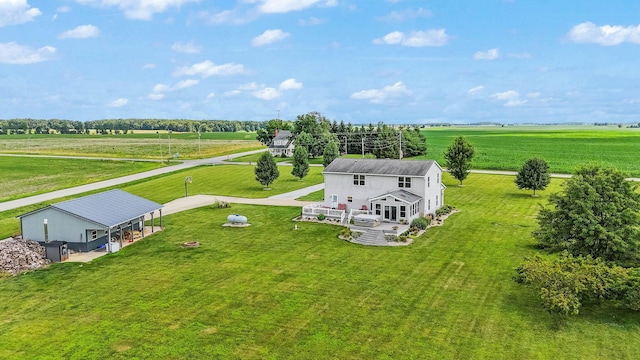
left=303, top=158, right=445, bottom=224
left=268, top=130, right=294, bottom=157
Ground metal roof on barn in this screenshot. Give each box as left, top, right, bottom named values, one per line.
left=20, top=189, right=162, bottom=228
left=323, top=158, right=437, bottom=177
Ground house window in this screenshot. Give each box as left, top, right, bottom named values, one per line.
left=427, top=177, right=430, bottom=187
left=353, top=174, right=365, bottom=186
left=91, top=230, right=98, bottom=240
left=436, top=195, right=439, bottom=206
left=398, top=177, right=411, bottom=188
left=437, top=173, right=440, bottom=183
left=347, top=196, right=353, bottom=203
left=428, top=199, right=431, bottom=210
left=375, top=204, right=381, bottom=215
left=400, top=206, right=406, bottom=218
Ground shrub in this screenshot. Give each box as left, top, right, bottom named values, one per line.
left=212, top=200, right=230, bottom=209
left=411, top=217, right=429, bottom=230
left=436, top=204, right=455, bottom=217
left=317, top=214, right=326, bottom=221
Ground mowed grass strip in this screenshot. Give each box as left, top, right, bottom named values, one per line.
left=2, top=174, right=640, bottom=358
left=121, top=164, right=324, bottom=204
left=419, top=127, right=640, bottom=176
left=0, top=157, right=164, bottom=202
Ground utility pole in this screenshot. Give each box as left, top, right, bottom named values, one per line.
left=344, top=136, right=348, bottom=155
left=361, top=137, right=365, bottom=158
left=198, top=124, right=203, bottom=157
left=399, top=129, right=403, bottom=160
left=157, top=131, right=163, bottom=163
left=168, top=129, right=172, bottom=158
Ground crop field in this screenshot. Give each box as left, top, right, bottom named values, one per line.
left=0, top=134, right=261, bottom=160
left=2, top=174, right=640, bottom=358
left=419, top=126, right=640, bottom=176
left=0, top=157, right=164, bottom=203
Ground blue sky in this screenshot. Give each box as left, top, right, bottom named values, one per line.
left=1, top=1, right=640, bottom=124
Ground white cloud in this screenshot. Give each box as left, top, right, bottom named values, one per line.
left=258, top=0, right=336, bottom=13
left=143, top=63, right=157, bottom=69
left=224, top=90, right=242, bottom=97
left=253, top=87, right=281, bottom=100
left=527, top=92, right=541, bottom=98
left=377, top=8, right=432, bottom=22
left=0, top=0, right=41, bottom=27
left=568, top=22, right=640, bottom=46
left=491, top=90, right=519, bottom=101
left=279, top=78, right=303, bottom=90
left=171, top=41, right=201, bottom=54
left=74, top=0, right=198, bottom=20
left=147, top=93, right=165, bottom=100
left=252, top=29, right=290, bottom=46
left=153, top=84, right=171, bottom=93
left=468, top=86, right=484, bottom=95
left=173, top=60, right=246, bottom=78
left=373, top=29, right=449, bottom=47
left=474, top=48, right=499, bottom=60
left=57, top=6, right=72, bottom=13
left=174, top=79, right=200, bottom=89
left=206, top=92, right=215, bottom=99
left=298, top=16, right=325, bottom=25
left=197, top=9, right=257, bottom=25
left=239, top=82, right=263, bottom=90
left=58, top=24, right=100, bottom=39
left=109, top=98, right=128, bottom=107
left=505, top=99, right=528, bottom=107
left=350, top=81, right=411, bottom=104
left=0, top=42, right=56, bottom=64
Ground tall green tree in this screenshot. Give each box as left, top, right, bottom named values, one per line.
left=515, top=158, right=551, bottom=196
left=256, top=119, right=293, bottom=145
left=534, top=165, right=640, bottom=266
left=323, top=139, right=339, bottom=167
left=444, top=136, right=475, bottom=186
left=254, top=152, right=279, bottom=189
left=291, top=145, right=309, bottom=180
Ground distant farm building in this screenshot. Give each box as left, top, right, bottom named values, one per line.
left=268, top=130, right=295, bottom=157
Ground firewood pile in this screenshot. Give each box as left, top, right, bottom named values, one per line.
left=0, top=239, right=50, bottom=275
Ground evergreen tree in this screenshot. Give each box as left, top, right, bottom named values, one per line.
left=323, top=139, right=339, bottom=167
left=515, top=158, right=551, bottom=196
left=444, top=136, right=475, bottom=185
left=254, top=152, right=279, bottom=189
left=291, top=145, right=309, bottom=180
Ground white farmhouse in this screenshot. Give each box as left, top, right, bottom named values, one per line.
left=303, top=158, right=445, bottom=224
left=268, top=130, right=294, bottom=157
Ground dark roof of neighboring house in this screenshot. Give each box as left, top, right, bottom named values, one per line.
left=19, top=189, right=162, bottom=228
left=323, top=158, right=437, bottom=177
left=269, top=130, right=294, bottom=149
left=370, top=189, right=422, bottom=204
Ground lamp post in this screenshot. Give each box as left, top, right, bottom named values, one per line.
left=184, top=176, right=192, bottom=197
left=198, top=124, right=204, bottom=157
left=157, top=131, right=163, bottom=163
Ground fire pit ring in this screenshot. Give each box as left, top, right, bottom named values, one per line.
left=182, top=241, right=200, bottom=248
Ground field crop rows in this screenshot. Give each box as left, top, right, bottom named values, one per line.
left=2, top=174, right=640, bottom=358
left=419, top=127, right=640, bottom=176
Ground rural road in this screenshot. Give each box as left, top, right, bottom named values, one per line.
left=0, top=148, right=267, bottom=213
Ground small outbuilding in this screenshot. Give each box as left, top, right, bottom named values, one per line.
left=18, top=189, right=163, bottom=252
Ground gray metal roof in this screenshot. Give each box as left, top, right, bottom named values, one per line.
left=370, top=189, right=422, bottom=204
left=48, top=189, right=162, bottom=228
left=323, top=158, right=436, bottom=177
left=269, top=130, right=294, bottom=149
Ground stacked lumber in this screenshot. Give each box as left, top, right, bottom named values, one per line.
left=0, top=239, right=50, bottom=275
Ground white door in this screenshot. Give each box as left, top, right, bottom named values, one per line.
left=331, top=194, right=338, bottom=208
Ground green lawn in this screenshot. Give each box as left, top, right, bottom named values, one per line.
left=2, top=173, right=640, bottom=358
left=227, top=153, right=325, bottom=165
left=0, top=157, right=164, bottom=202
left=121, top=165, right=324, bottom=204
left=296, top=189, right=324, bottom=202
left=419, top=126, right=640, bottom=176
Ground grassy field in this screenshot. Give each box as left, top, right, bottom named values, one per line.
left=2, top=173, right=640, bottom=358
left=0, top=157, right=165, bottom=203
left=0, top=165, right=324, bottom=238
left=0, top=134, right=262, bottom=160
left=419, top=126, right=640, bottom=176
left=228, top=153, right=325, bottom=165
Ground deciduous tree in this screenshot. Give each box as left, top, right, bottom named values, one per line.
left=254, top=152, right=279, bottom=189
left=515, top=158, right=551, bottom=196
left=534, top=165, right=640, bottom=266
left=323, top=139, right=339, bottom=167
left=444, top=136, right=475, bottom=185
